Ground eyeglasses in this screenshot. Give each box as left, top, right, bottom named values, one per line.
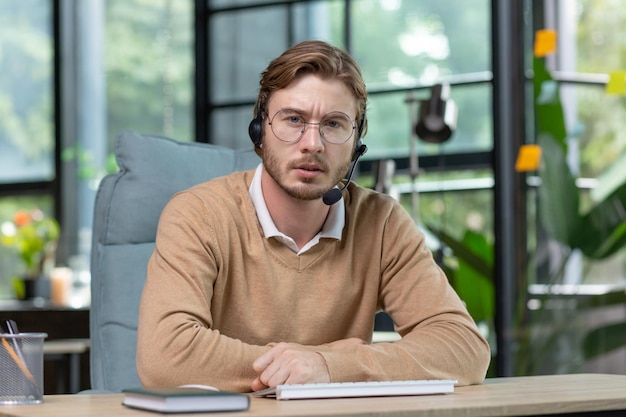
left=268, top=109, right=356, bottom=145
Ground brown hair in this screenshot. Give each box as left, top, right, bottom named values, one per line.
left=253, top=40, right=368, bottom=137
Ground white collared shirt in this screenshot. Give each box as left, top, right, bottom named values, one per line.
left=249, top=163, right=344, bottom=255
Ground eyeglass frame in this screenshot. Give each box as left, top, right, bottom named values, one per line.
left=266, top=109, right=358, bottom=145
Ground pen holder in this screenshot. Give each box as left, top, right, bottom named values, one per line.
left=0, top=332, right=47, bottom=404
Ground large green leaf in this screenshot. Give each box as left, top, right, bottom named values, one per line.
left=425, top=224, right=493, bottom=281
left=533, top=58, right=580, bottom=246
left=454, top=230, right=494, bottom=322
left=591, top=151, right=626, bottom=203
left=572, top=183, right=626, bottom=259
left=580, top=287, right=626, bottom=361
left=533, top=58, right=567, bottom=149
left=537, top=133, right=580, bottom=245
left=455, top=255, right=495, bottom=323
left=424, top=225, right=494, bottom=322
left=583, top=321, right=626, bottom=360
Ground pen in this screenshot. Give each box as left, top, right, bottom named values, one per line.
left=5, top=320, right=29, bottom=375
left=1, top=321, right=38, bottom=393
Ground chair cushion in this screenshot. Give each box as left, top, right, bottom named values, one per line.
left=101, top=130, right=260, bottom=245
left=90, top=131, right=259, bottom=392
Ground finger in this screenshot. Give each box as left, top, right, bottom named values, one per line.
left=260, top=358, right=291, bottom=387
left=265, top=350, right=321, bottom=386
left=253, top=342, right=292, bottom=373
left=251, top=376, right=269, bottom=392
left=252, top=349, right=276, bottom=373
left=253, top=347, right=287, bottom=387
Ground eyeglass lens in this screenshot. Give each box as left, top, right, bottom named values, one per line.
left=269, top=110, right=355, bottom=144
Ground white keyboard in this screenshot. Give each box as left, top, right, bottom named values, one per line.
left=251, top=379, right=457, bottom=400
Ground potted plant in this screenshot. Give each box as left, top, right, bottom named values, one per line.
left=0, top=209, right=60, bottom=299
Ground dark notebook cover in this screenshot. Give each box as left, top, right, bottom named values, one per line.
left=122, top=387, right=250, bottom=414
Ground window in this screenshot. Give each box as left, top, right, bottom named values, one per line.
left=203, top=0, right=493, bottom=239
left=0, top=0, right=194, bottom=298
left=0, top=2, right=54, bottom=184
left=529, top=1, right=626, bottom=287
left=0, top=1, right=54, bottom=297
left=520, top=0, right=626, bottom=376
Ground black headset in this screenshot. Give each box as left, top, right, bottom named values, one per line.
left=248, top=112, right=265, bottom=147
left=248, top=111, right=368, bottom=161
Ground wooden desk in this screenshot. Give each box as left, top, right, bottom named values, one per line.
left=1, top=374, right=625, bottom=417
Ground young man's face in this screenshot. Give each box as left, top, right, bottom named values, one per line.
left=261, top=74, right=359, bottom=202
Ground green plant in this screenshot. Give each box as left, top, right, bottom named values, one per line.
left=424, top=225, right=496, bottom=376
left=427, top=227, right=494, bottom=323
left=533, top=57, right=626, bottom=364
left=425, top=56, right=626, bottom=375
left=0, top=209, right=60, bottom=279
left=62, top=144, right=118, bottom=183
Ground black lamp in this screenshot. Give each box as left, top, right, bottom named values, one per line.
left=414, top=83, right=457, bottom=144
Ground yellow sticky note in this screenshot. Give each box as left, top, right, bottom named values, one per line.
left=606, top=71, right=626, bottom=95
left=515, top=144, right=542, bottom=172
left=534, top=29, right=557, bottom=57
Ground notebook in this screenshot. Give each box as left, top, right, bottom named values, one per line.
left=251, top=379, right=457, bottom=400
left=122, top=386, right=250, bottom=413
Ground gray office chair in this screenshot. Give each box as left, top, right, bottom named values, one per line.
left=90, top=130, right=259, bottom=392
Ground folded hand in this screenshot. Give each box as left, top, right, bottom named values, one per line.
left=251, top=342, right=330, bottom=391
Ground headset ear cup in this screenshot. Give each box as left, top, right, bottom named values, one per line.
left=349, top=114, right=368, bottom=162
left=352, top=139, right=368, bottom=161
left=357, top=115, right=366, bottom=139
left=248, top=114, right=263, bottom=147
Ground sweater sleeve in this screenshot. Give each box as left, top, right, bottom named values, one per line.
left=319, top=202, right=491, bottom=386
left=136, top=191, right=268, bottom=392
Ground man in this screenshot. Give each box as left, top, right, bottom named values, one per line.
left=137, top=40, right=490, bottom=393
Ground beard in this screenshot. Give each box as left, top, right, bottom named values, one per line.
left=262, top=146, right=352, bottom=201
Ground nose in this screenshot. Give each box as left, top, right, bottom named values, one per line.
left=299, top=122, right=324, bottom=153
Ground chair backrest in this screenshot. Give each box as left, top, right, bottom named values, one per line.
left=90, top=131, right=259, bottom=392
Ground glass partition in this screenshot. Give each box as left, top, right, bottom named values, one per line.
left=0, top=1, right=53, bottom=184
left=521, top=0, right=626, bottom=376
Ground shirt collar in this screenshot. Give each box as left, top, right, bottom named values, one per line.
left=249, top=163, right=344, bottom=253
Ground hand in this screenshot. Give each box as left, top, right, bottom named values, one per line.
left=251, top=342, right=330, bottom=391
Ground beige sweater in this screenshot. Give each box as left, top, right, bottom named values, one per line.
left=137, top=170, right=490, bottom=392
